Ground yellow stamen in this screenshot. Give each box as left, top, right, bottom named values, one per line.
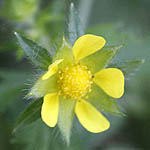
left=58, top=64, right=92, bottom=99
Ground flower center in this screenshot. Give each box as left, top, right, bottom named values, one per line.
left=58, top=64, right=92, bottom=99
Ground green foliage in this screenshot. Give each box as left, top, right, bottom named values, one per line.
left=13, top=99, right=42, bottom=133
left=15, top=32, right=52, bottom=70
left=67, top=2, right=84, bottom=45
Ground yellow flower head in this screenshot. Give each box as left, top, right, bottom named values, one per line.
left=30, top=34, right=125, bottom=135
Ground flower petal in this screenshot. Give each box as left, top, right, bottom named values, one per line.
left=72, top=34, right=106, bottom=60
left=94, top=68, right=125, bottom=98
left=42, top=59, right=63, bottom=80
left=75, top=99, right=110, bottom=133
left=41, top=93, right=59, bottom=127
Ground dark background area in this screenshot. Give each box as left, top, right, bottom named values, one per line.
left=0, top=0, right=149, bottom=149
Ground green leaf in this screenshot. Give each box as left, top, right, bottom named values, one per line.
left=81, top=45, right=122, bottom=73
left=67, top=2, right=84, bottom=45
left=109, top=59, right=144, bottom=79
left=58, top=97, right=76, bottom=145
left=87, top=83, right=124, bottom=116
left=13, top=99, right=42, bottom=133
left=15, top=32, right=52, bottom=70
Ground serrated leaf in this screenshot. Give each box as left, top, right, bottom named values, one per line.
left=81, top=45, right=122, bottom=73
left=13, top=99, right=42, bottom=133
left=15, top=32, right=52, bottom=70
left=87, top=83, right=125, bottom=116
left=67, top=2, right=84, bottom=45
left=58, top=97, right=76, bottom=145
left=109, top=59, right=144, bottom=79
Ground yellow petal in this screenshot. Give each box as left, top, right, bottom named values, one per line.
left=41, top=93, right=59, bottom=127
left=72, top=34, right=106, bottom=60
left=94, top=68, right=125, bottom=98
left=42, top=59, right=63, bottom=80
left=75, top=99, right=110, bottom=133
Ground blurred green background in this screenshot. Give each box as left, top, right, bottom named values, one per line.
left=0, top=0, right=149, bottom=149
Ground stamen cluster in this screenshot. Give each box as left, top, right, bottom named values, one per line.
left=58, top=64, right=92, bottom=99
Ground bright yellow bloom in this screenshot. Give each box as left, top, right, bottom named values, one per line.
left=33, top=34, right=125, bottom=133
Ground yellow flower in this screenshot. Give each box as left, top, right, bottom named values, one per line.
left=30, top=34, right=124, bottom=135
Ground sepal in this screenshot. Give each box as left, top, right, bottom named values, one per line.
left=27, top=74, right=58, bottom=98
left=80, top=45, right=123, bottom=73
left=53, top=36, right=74, bottom=69
left=58, top=97, right=76, bottom=145
left=87, top=84, right=125, bottom=116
